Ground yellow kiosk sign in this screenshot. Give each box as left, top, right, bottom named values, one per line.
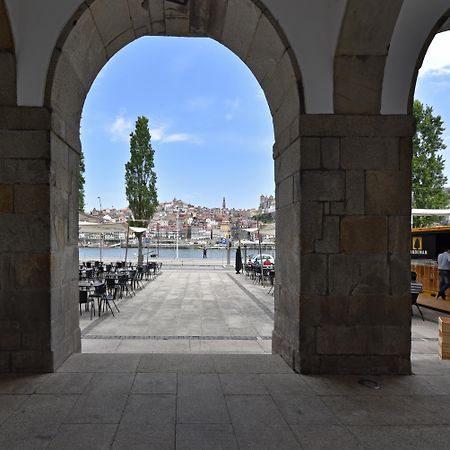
left=411, top=236, right=427, bottom=256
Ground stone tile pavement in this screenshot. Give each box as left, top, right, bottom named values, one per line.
left=2, top=271, right=450, bottom=448
left=2, top=352, right=450, bottom=449
left=80, top=268, right=274, bottom=354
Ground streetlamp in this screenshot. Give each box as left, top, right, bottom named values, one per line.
left=176, top=208, right=179, bottom=259
left=98, top=196, right=103, bottom=262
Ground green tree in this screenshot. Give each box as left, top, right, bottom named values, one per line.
left=412, top=100, right=448, bottom=227
left=79, top=150, right=86, bottom=211
left=125, top=116, right=158, bottom=264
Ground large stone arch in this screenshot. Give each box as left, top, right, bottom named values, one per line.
left=34, top=0, right=303, bottom=372
left=381, top=2, right=450, bottom=115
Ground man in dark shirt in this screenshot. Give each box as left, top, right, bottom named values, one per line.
left=437, top=248, right=450, bottom=299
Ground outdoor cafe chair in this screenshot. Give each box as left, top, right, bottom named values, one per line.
left=118, top=273, right=133, bottom=298
left=106, top=277, right=120, bottom=299
left=79, top=289, right=95, bottom=319
left=90, top=282, right=118, bottom=317
left=411, top=271, right=424, bottom=321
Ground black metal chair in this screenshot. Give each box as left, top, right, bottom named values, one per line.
left=79, top=289, right=95, bottom=319
left=90, top=283, right=119, bottom=317
left=411, top=271, right=424, bottom=321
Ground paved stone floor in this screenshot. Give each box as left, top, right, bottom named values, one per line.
left=80, top=268, right=274, bottom=354
left=2, top=270, right=450, bottom=449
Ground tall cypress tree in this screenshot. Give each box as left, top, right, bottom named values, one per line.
left=412, top=100, right=448, bottom=227
left=125, top=116, right=158, bottom=264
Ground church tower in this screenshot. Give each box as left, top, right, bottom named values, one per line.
left=222, top=197, right=226, bottom=209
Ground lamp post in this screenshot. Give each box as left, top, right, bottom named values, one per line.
left=98, top=196, right=102, bottom=262
left=176, top=208, right=179, bottom=259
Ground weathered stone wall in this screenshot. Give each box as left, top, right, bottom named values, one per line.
left=0, top=108, right=51, bottom=371
left=273, top=114, right=414, bottom=374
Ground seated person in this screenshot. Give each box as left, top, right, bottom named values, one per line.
left=411, top=271, right=423, bottom=300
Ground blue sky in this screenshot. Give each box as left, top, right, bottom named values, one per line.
left=80, top=36, right=274, bottom=212
left=415, top=31, right=450, bottom=184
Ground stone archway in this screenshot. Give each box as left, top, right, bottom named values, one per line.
left=3, top=0, right=435, bottom=375
left=39, top=0, right=303, bottom=372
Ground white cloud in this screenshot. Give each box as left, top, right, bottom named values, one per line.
left=419, top=32, right=450, bottom=78
left=151, top=127, right=165, bottom=141
left=224, top=98, right=241, bottom=121
left=225, top=98, right=240, bottom=110
left=109, top=114, right=202, bottom=145
left=109, top=115, right=133, bottom=142
left=150, top=125, right=203, bottom=145
left=186, top=97, right=215, bottom=111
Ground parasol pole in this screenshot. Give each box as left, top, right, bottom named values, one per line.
left=124, top=224, right=130, bottom=266
left=257, top=217, right=264, bottom=286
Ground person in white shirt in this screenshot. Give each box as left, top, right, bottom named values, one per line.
left=437, top=248, right=450, bottom=299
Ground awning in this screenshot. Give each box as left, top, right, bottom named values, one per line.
left=129, top=226, right=148, bottom=234
left=412, top=209, right=450, bottom=216
left=79, top=222, right=128, bottom=233
left=79, top=222, right=149, bottom=234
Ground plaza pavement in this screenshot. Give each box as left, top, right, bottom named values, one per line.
left=2, top=268, right=450, bottom=449
left=80, top=267, right=274, bottom=354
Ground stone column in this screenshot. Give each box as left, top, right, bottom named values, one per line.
left=0, top=107, right=80, bottom=372
left=273, top=114, right=414, bottom=375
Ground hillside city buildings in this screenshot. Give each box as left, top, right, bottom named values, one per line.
left=79, top=195, right=276, bottom=246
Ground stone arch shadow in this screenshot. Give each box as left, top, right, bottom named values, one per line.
left=44, top=0, right=304, bottom=370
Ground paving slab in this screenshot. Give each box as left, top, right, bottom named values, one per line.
left=177, top=374, right=230, bottom=424
left=57, top=353, right=140, bottom=373
left=350, top=425, right=450, bottom=450
left=121, top=394, right=176, bottom=425
left=176, top=423, right=238, bottom=450
left=64, top=393, right=128, bottom=424
left=132, top=372, right=177, bottom=394
left=291, top=424, right=364, bottom=450
left=0, top=394, right=79, bottom=449
left=35, top=373, right=93, bottom=395
left=138, top=354, right=216, bottom=373
left=47, top=424, right=117, bottom=450
left=112, top=422, right=175, bottom=450
left=226, top=395, right=301, bottom=449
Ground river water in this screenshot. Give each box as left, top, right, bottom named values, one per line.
left=79, top=246, right=276, bottom=262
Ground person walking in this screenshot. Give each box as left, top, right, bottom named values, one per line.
left=437, top=248, right=450, bottom=299
left=235, top=244, right=243, bottom=274
left=203, top=247, right=207, bottom=259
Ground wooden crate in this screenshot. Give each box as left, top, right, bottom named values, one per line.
left=439, top=317, right=450, bottom=359
left=439, top=346, right=450, bottom=360
left=439, top=317, right=450, bottom=335
left=439, top=333, right=450, bottom=347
